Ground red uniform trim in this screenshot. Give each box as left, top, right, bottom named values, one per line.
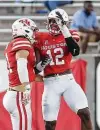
left=16, top=92, right=22, bottom=130
left=22, top=93, right=28, bottom=130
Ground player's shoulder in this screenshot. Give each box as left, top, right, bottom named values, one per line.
left=69, top=29, right=79, bottom=36
left=10, top=37, right=32, bottom=51
left=69, top=29, right=80, bottom=42
left=35, top=31, right=50, bottom=40
left=69, top=29, right=78, bottom=34
left=12, top=37, right=31, bottom=45
left=34, top=31, right=50, bottom=49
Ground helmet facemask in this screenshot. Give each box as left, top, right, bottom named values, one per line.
left=47, top=18, right=61, bottom=35
left=46, top=18, right=70, bottom=36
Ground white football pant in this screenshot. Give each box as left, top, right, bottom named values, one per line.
left=42, top=74, right=88, bottom=121
left=3, top=90, right=32, bottom=130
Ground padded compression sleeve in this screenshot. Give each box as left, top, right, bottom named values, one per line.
left=17, top=58, right=29, bottom=83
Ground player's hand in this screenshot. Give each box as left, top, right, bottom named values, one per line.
left=55, top=11, right=69, bottom=32
left=36, top=55, right=51, bottom=72
left=41, top=55, right=51, bottom=68
left=56, top=11, right=66, bottom=26
left=55, top=11, right=71, bottom=38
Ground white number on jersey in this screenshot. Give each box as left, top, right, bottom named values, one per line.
left=47, top=48, right=65, bottom=65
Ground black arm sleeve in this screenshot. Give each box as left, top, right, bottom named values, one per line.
left=65, top=37, right=80, bottom=56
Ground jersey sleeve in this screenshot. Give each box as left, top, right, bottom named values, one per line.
left=12, top=40, right=33, bottom=52
left=70, top=30, right=80, bottom=42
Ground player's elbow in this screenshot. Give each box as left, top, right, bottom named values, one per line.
left=72, top=46, right=80, bottom=56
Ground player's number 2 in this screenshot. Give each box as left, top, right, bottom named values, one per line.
left=47, top=48, right=64, bottom=65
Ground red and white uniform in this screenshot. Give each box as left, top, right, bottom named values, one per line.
left=34, top=30, right=79, bottom=76
left=34, top=30, right=88, bottom=121
left=3, top=37, right=35, bottom=130
left=5, top=37, right=36, bottom=87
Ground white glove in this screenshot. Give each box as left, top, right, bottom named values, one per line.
left=55, top=11, right=71, bottom=38
left=36, top=55, right=51, bottom=72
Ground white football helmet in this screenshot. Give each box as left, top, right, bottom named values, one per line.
left=12, top=18, right=38, bottom=43
left=47, top=8, right=69, bottom=35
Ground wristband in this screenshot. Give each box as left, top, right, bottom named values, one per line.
left=60, top=25, right=71, bottom=38
left=17, top=58, right=29, bottom=83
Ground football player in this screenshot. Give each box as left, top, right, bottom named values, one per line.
left=34, top=9, right=93, bottom=130
left=3, top=18, right=50, bottom=130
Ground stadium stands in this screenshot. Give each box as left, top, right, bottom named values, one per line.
left=0, top=0, right=100, bottom=53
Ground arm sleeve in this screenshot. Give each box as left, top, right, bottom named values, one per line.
left=65, top=30, right=80, bottom=56
left=65, top=37, right=80, bottom=56
left=17, top=58, right=29, bottom=83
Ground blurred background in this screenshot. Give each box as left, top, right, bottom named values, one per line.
left=0, top=0, right=100, bottom=130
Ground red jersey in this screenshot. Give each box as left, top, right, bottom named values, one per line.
left=34, top=30, right=79, bottom=76
left=5, top=37, right=36, bottom=87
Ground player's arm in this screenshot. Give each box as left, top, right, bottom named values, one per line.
left=16, top=50, right=30, bottom=86
left=61, top=27, right=80, bottom=56
left=55, top=12, right=80, bottom=56
left=34, top=48, right=41, bottom=74
left=33, top=46, right=51, bottom=82
left=64, top=32, right=80, bottom=56
left=34, top=48, right=51, bottom=74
